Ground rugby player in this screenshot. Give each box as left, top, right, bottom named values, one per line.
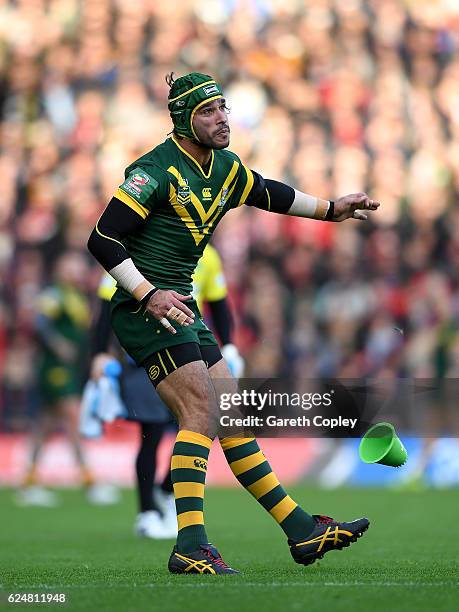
left=88, top=72, right=379, bottom=574
left=19, top=251, right=94, bottom=505
left=92, top=244, right=243, bottom=538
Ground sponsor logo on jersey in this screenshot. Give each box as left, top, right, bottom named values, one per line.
left=127, top=181, right=141, bottom=193
left=132, top=173, right=149, bottom=185
left=177, top=179, right=191, bottom=208
left=218, top=187, right=229, bottom=209
left=202, top=187, right=212, bottom=201
left=203, top=84, right=219, bottom=96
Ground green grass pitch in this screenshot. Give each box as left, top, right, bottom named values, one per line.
left=0, top=486, right=458, bottom=611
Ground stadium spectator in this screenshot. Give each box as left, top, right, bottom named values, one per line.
left=1, top=0, right=459, bottom=442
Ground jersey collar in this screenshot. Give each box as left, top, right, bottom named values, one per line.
left=171, top=135, right=214, bottom=179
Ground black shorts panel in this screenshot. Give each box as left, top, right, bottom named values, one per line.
left=143, top=342, right=223, bottom=387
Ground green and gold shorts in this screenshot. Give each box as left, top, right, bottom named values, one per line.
left=38, top=360, right=82, bottom=405
left=110, top=299, right=218, bottom=366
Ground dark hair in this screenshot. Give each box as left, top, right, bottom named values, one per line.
left=165, top=72, right=178, bottom=136
left=165, top=72, right=175, bottom=89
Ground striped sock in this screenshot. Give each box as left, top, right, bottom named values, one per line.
left=221, top=437, right=315, bottom=540
left=171, top=430, right=212, bottom=553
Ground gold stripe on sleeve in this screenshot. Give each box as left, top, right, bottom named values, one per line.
left=115, top=188, right=149, bottom=219
left=238, top=166, right=254, bottom=207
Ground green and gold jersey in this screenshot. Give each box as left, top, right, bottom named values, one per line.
left=111, top=136, right=253, bottom=308
left=100, top=243, right=227, bottom=313
left=36, top=285, right=91, bottom=401
left=37, top=284, right=91, bottom=346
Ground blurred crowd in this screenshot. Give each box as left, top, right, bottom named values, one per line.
left=1, top=0, right=459, bottom=432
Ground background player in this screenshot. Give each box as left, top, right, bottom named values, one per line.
left=88, top=72, right=379, bottom=574
left=18, top=251, right=94, bottom=506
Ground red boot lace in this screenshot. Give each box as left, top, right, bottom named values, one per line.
left=316, top=515, right=335, bottom=525
left=203, top=548, right=230, bottom=569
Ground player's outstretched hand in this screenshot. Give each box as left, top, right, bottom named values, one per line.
left=146, top=289, right=195, bottom=334
left=333, top=193, right=380, bottom=222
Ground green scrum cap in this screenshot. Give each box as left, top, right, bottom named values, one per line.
left=167, top=72, right=224, bottom=141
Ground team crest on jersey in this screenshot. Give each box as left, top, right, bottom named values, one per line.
left=218, top=187, right=229, bottom=210
left=177, top=179, right=191, bottom=208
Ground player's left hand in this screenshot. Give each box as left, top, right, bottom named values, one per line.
left=333, top=193, right=380, bottom=222
left=145, top=288, right=195, bottom=334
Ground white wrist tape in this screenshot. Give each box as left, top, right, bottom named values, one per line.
left=109, top=259, right=148, bottom=295
left=288, top=190, right=330, bottom=220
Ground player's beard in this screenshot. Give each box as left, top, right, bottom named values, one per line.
left=194, top=126, right=230, bottom=150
